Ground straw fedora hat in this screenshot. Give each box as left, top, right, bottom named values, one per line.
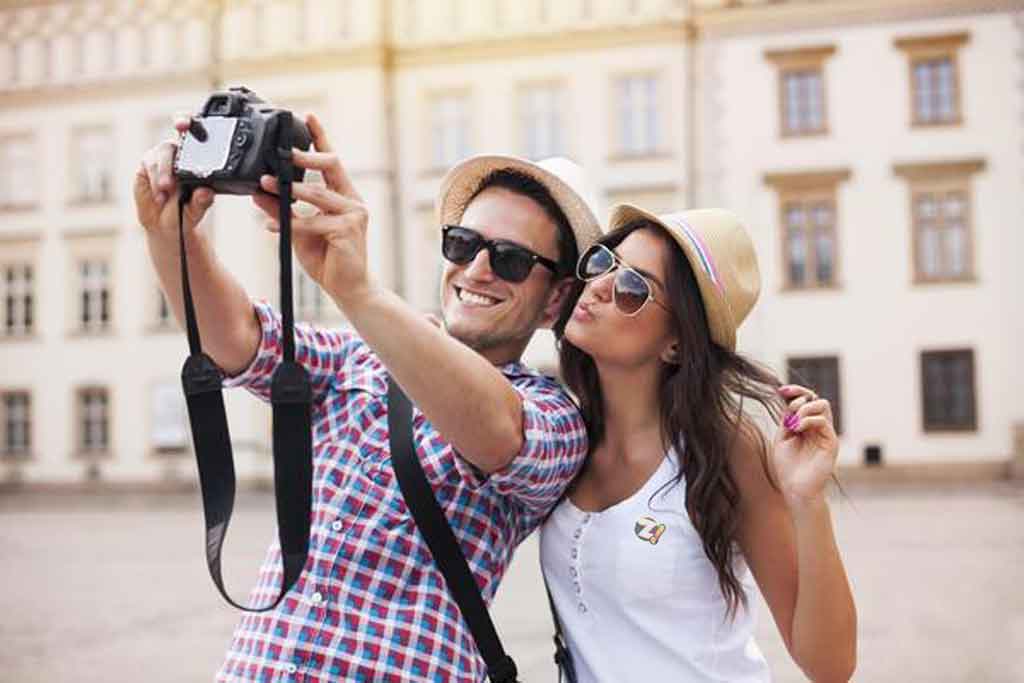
left=607, top=204, right=761, bottom=351
left=437, top=155, right=603, bottom=258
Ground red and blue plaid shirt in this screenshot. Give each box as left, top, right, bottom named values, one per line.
left=216, top=301, right=587, bottom=682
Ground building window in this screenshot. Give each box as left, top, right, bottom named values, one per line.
left=76, top=387, right=110, bottom=455
left=428, top=92, right=472, bottom=170
left=78, top=259, right=111, bottom=333
left=614, top=74, right=660, bottom=156
left=787, top=356, right=842, bottom=434
left=921, top=349, right=976, bottom=432
left=895, top=32, right=968, bottom=127
left=764, top=169, right=851, bottom=290
left=0, top=136, right=38, bottom=210
left=1, top=391, right=31, bottom=458
left=520, top=83, right=565, bottom=160
left=894, top=159, right=984, bottom=284
left=2, top=263, right=34, bottom=337
left=295, top=269, right=324, bottom=322
left=764, top=45, right=835, bottom=137
left=72, top=127, right=115, bottom=204
left=151, top=382, right=187, bottom=453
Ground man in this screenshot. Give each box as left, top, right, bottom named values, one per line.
left=133, top=112, right=601, bottom=682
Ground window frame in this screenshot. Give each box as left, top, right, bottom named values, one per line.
left=75, top=385, right=112, bottom=458
left=764, top=45, right=836, bottom=139
left=893, top=158, right=984, bottom=285
left=763, top=169, right=851, bottom=292
left=894, top=32, right=969, bottom=128
left=786, top=356, right=843, bottom=435
left=920, top=348, right=977, bottom=433
left=1, top=389, right=33, bottom=460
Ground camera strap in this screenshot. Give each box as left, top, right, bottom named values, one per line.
left=386, top=376, right=519, bottom=683
left=177, top=112, right=314, bottom=612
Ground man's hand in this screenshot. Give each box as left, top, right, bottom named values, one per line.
left=133, top=116, right=215, bottom=239
left=253, top=114, right=371, bottom=308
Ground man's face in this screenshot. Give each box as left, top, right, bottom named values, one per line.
left=440, top=186, right=568, bottom=364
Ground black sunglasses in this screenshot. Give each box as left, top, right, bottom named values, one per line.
left=441, top=225, right=560, bottom=283
left=577, top=243, right=671, bottom=317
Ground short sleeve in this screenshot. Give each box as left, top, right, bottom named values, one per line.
left=223, top=300, right=364, bottom=404
left=486, top=375, right=588, bottom=522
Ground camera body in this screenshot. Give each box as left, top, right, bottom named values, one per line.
left=174, top=86, right=312, bottom=195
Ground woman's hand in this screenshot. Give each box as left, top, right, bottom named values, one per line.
left=771, top=384, right=840, bottom=509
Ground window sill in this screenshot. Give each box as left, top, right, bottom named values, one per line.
left=780, top=282, right=843, bottom=293
left=146, top=322, right=180, bottom=335
left=67, top=328, right=117, bottom=339
left=607, top=150, right=674, bottom=163
left=0, top=202, right=41, bottom=214
left=74, top=449, right=112, bottom=460
left=419, top=166, right=450, bottom=179
left=65, top=198, right=118, bottom=209
left=912, top=275, right=977, bottom=286
left=910, top=118, right=963, bottom=129
left=922, top=424, right=977, bottom=434
left=1, top=451, right=34, bottom=462
left=0, top=332, right=39, bottom=343
left=780, top=128, right=829, bottom=139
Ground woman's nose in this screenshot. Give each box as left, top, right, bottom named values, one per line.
left=589, top=270, right=614, bottom=301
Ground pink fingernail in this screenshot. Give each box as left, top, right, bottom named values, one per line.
left=784, top=413, right=798, bottom=430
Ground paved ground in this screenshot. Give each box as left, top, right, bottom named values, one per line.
left=2, top=483, right=1022, bottom=682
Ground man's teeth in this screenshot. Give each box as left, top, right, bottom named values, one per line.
left=458, top=289, right=499, bottom=306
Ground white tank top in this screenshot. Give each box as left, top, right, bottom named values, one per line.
left=539, top=451, right=771, bottom=682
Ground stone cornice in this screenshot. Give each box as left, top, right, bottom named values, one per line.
left=763, top=168, right=852, bottom=191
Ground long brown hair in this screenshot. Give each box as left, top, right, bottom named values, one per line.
left=556, top=220, right=786, bottom=617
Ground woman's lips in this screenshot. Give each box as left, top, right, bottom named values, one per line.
left=572, top=301, right=596, bottom=322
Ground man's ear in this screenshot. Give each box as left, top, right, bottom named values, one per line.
left=539, top=277, right=575, bottom=329
left=660, top=342, right=680, bottom=365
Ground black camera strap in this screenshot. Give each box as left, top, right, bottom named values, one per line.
left=178, top=112, right=314, bottom=612
left=386, top=376, right=519, bottom=683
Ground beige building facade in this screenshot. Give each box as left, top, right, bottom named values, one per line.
left=0, top=0, right=1020, bottom=486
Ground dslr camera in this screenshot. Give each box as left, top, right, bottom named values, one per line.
left=174, top=86, right=313, bottom=195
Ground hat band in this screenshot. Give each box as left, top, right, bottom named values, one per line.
left=664, top=215, right=724, bottom=294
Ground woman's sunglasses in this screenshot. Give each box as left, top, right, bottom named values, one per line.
left=442, top=225, right=560, bottom=283
left=577, top=243, right=671, bottom=317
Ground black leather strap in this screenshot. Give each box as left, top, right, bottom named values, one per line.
left=544, top=577, right=578, bottom=683
left=178, top=112, right=313, bottom=612
left=386, top=376, right=519, bottom=683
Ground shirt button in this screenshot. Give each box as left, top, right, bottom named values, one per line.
left=569, top=567, right=577, bottom=578
left=573, top=529, right=582, bottom=540
left=331, top=520, right=343, bottom=532
left=571, top=549, right=578, bottom=559
left=286, top=663, right=298, bottom=674
left=578, top=602, right=588, bottom=614
left=311, top=591, right=324, bottom=605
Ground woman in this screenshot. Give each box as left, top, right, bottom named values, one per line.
left=540, top=205, right=857, bottom=682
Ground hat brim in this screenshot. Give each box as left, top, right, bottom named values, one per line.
left=608, top=203, right=737, bottom=351
left=438, top=155, right=602, bottom=259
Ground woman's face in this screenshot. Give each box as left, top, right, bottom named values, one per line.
left=565, top=228, right=676, bottom=370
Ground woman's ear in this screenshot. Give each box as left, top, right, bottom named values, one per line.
left=660, top=342, right=680, bottom=365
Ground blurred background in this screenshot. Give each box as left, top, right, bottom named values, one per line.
left=0, top=0, right=1021, bottom=681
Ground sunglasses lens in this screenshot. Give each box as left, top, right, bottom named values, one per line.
left=442, top=227, right=481, bottom=264
left=614, top=269, right=651, bottom=315
left=579, top=245, right=615, bottom=279
left=491, top=244, right=534, bottom=283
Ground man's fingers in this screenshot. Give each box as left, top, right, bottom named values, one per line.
left=302, top=114, right=361, bottom=200
left=306, top=113, right=333, bottom=154
left=259, top=175, right=362, bottom=215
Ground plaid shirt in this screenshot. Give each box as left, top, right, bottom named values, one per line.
left=216, top=301, right=587, bottom=683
